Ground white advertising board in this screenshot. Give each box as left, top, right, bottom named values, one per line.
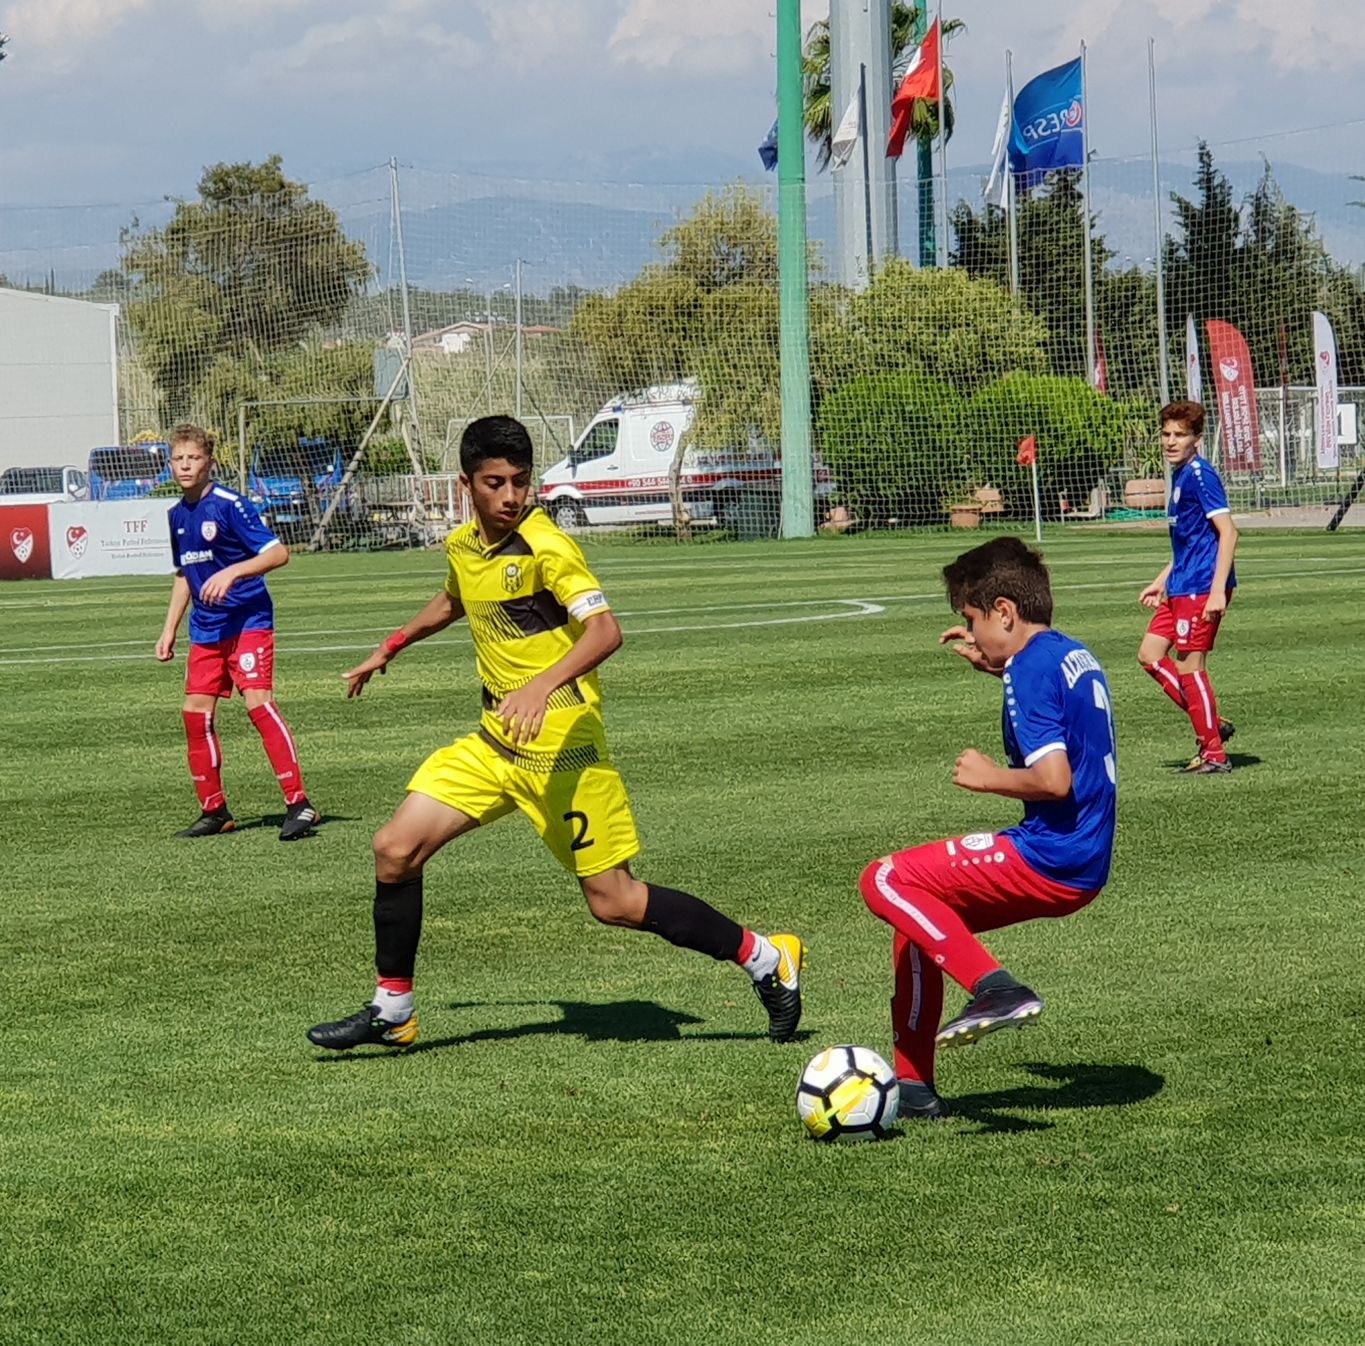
left=48, top=500, right=173, bottom=579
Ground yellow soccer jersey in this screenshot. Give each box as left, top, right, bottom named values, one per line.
left=444, top=505, right=613, bottom=762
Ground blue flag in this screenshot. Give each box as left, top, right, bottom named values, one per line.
left=758, top=119, right=778, bottom=172
left=1009, top=58, right=1083, bottom=189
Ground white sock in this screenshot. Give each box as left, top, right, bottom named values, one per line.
left=371, top=987, right=414, bottom=1022
left=740, top=934, right=780, bottom=982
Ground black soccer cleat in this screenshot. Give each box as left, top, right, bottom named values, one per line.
left=175, top=806, right=235, bottom=838
left=280, top=798, right=320, bottom=841
left=753, top=933, right=804, bottom=1042
left=896, top=1079, right=947, bottom=1122
left=1182, top=755, right=1232, bottom=775
left=937, top=983, right=1044, bottom=1049
left=306, top=1004, right=419, bottom=1050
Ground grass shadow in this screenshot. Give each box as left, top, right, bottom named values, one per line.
left=312, top=998, right=811, bottom=1062
left=245, top=810, right=358, bottom=835
left=944, top=1061, right=1165, bottom=1135
left=1160, top=752, right=1263, bottom=771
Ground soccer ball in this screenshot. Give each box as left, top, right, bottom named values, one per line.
left=796, top=1045, right=900, bottom=1143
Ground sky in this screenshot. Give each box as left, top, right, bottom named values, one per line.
left=0, top=0, right=1361, bottom=208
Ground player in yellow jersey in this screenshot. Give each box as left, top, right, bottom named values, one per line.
left=307, top=416, right=804, bottom=1050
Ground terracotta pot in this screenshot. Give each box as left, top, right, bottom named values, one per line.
left=949, top=505, right=982, bottom=529
left=1124, top=478, right=1166, bottom=510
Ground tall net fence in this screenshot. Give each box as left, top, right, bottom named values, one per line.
left=3, top=126, right=1363, bottom=549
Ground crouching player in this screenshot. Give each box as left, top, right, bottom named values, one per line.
left=859, top=537, right=1116, bottom=1120
left=307, top=415, right=803, bottom=1051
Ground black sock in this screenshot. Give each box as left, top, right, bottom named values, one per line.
left=374, top=876, right=423, bottom=979
left=641, top=883, right=744, bottom=962
left=973, top=968, right=1021, bottom=995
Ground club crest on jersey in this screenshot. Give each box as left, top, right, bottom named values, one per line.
left=10, top=528, right=34, bottom=563
left=502, top=561, right=524, bottom=593
left=201, top=520, right=218, bottom=542
left=961, top=832, right=995, bottom=852
left=1172, top=487, right=1181, bottom=503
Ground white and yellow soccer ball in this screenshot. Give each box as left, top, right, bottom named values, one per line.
left=796, top=1045, right=900, bottom=1143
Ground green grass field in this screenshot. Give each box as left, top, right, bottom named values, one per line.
left=4, top=527, right=1365, bottom=1345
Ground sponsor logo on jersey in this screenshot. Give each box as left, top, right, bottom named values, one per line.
left=201, top=520, right=218, bottom=542
left=961, top=832, right=995, bottom=852
left=502, top=561, right=524, bottom=593
left=181, top=548, right=214, bottom=564
left=66, top=525, right=88, bottom=557
left=10, top=528, right=34, bottom=563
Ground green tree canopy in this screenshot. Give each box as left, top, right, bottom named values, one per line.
left=122, top=155, right=372, bottom=423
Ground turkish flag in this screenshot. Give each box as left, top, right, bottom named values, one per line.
left=1016, top=435, right=1038, bottom=467
left=887, top=19, right=940, bottom=159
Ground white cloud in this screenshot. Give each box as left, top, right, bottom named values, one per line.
left=607, top=0, right=829, bottom=75
left=0, top=0, right=152, bottom=64
left=476, top=0, right=600, bottom=68
left=263, top=13, right=484, bottom=83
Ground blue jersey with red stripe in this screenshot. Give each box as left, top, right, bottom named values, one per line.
left=1000, top=628, right=1117, bottom=892
left=1168, top=455, right=1236, bottom=596
left=169, top=486, right=279, bottom=643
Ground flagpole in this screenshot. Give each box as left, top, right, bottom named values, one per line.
left=935, top=0, right=948, bottom=268
left=1080, top=40, right=1097, bottom=387
left=1030, top=458, right=1043, bottom=543
left=1148, top=38, right=1170, bottom=405
left=859, top=62, right=875, bottom=266
left=1006, top=49, right=1019, bottom=295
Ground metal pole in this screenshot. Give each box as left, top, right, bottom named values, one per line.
left=1006, top=50, right=1019, bottom=295
left=237, top=402, right=247, bottom=494
left=1080, top=41, right=1097, bottom=387
left=777, top=0, right=813, bottom=538
left=1148, top=39, right=1170, bottom=405
left=390, top=158, right=421, bottom=459
left=1030, top=458, right=1043, bottom=543
left=514, top=259, right=524, bottom=421
left=936, top=0, right=948, bottom=268
left=913, top=5, right=934, bottom=267
left=859, top=63, right=874, bottom=266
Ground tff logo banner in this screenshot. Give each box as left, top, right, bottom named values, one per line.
left=1009, top=58, right=1084, bottom=187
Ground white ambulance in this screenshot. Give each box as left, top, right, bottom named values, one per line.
left=537, top=385, right=805, bottom=533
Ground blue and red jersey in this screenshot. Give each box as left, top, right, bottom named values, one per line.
left=1168, top=455, right=1236, bottom=597
left=1000, top=628, right=1117, bottom=892
left=169, top=486, right=280, bottom=643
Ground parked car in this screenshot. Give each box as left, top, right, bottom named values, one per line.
left=88, top=443, right=171, bottom=501
left=249, top=438, right=346, bottom=540
left=537, top=385, right=831, bottom=536
left=0, top=464, right=89, bottom=504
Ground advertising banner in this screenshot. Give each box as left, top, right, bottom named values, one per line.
left=48, top=500, right=173, bottom=579
left=0, top=504, right=55, bottom=580
left=1313, top=310, right=1340, bottom=471
left=1205, top=318, right=1262, bottom=472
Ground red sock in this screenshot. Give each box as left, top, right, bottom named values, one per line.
left=1179, top=670, right=1226, bottom=760
left=377, top=976, right=414, bottom=994
left=247, top=702, right=307, bottom=805
left=891, top=931, right=944, bottom=1085
left=1143, top=657, right=1187, bottom=710
left=183, top=710, right=226, bottom=812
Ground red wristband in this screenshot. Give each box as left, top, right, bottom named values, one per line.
left=383, top=628, right=410, bottom=655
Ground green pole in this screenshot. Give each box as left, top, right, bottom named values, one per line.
left=777, top=0, right=814, bottom=538
left=910, top=4, right=935, bottom=266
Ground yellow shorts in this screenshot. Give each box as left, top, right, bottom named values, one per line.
left=406, top=730, right=641, bottom=878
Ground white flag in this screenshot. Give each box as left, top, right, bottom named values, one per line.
left=1185, top=313, right=1201, bottom=404
left=1313, top=310, right=1339, bottom=470
left=984, top=89, right=1010, bottom=207
left=830, top=95, right=861, bottom=169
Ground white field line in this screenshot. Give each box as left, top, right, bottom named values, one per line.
left=5, top=564, right=1365, bottom=668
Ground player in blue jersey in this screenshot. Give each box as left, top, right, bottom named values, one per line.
left=155, top=424, right=318, bottom=840
left=858, top=537, right=1116, bottom=1120
left=1138, top=401, right=1239, bottom=774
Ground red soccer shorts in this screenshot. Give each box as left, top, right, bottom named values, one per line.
left=1145, top=592, right=1229, bottom=654
left=186, top=629, right=275, bottom=698
left=883, top=832, right=1098, bottom=935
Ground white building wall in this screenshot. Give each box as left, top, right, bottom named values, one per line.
left=0, top=288, right=120, bottom=471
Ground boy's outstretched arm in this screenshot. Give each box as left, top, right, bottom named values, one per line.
left=156, top=574, right=192, bottom=661
left=497, top=611, right=623, bottom=746
left=953, top=746, right=1072, bottom=801
left=343, top=589, right=465, bottom=698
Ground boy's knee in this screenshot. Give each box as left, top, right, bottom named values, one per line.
left=373, top=824, right=417, bottom=874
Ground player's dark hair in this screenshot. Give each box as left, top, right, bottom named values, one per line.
left=460, top=415, right=534, bottom=475
left=942, top=535, right=1053, bottom=625
left=1161, top=400, right=1205, bottom=437
left=169, top=423, right=215, bottom=455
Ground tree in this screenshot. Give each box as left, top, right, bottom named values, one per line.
left=122, top=156, right=372, bottom=422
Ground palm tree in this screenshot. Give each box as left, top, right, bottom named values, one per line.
left=802, top=4, right=962, bottom=170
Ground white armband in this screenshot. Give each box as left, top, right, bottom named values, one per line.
left=567, top=589, right=609, bottom=621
